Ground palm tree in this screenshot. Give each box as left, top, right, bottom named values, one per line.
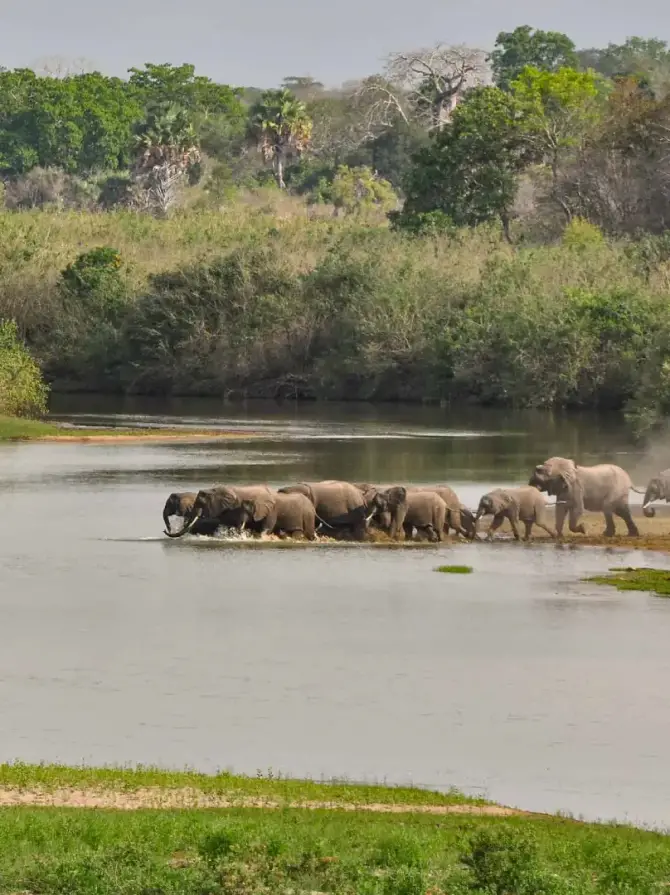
left=132, top=104, right=201, bottom=216
left=248, top=89, right=312, bottom=189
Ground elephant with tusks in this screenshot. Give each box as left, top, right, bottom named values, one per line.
left=164, top=485, right=276, bottom=538
left=162, top=492, right=221, bottom=537
left=529, top=457, right=642, bottom=538
left=642, top=470, right=670, bottom=518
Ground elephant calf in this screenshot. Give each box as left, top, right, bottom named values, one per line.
left=371, top=487, right=447, bottom=542
left=475, top=487, right=556, bottom=541
left=162, top=492, right=221, bottom=537
left=411, top=485, right=476, bottom=539
left=241, top=492, right=316, bottom=540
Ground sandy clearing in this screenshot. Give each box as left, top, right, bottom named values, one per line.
left=0, top=786, right=522, bottom=815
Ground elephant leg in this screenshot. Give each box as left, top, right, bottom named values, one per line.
left=568, top=508, right=586, bottom=535
left=536, top=521, right=557, bottom=539
left=602, top=509, right=616, bottom=538
left=615, top=504, right=639, bottom=537
left=486, top=514, right=505, bottom=541
left=422, top=524, right=439, bottom=543
left=555, top=503, right=567, bottom=538
left=508, top=513, right=521, bottom=541
left=522, top=520, right=533, bottom=541
left=352, top=515, right=368, bottom=541
left=403, top=522, right=413, bottom=540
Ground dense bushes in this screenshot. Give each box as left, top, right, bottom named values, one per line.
left=0, top=319, right=48, bottom=417
left=1, top=208, right=669, bottom=430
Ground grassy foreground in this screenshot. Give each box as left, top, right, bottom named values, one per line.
left=0, top=766, right=670, bottom=894
left=587, top=567, right=670, bottom=596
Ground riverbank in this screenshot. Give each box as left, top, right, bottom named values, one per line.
left=0, top=416, right=261, bottom=443
left=0, top=765, right=669, bottom=895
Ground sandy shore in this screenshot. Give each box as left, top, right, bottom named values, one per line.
left=33, top=430, right=263, bottom=444
left=0, top=785, right=522, bottom=815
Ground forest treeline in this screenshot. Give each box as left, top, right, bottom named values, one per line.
left=1, top=25, right=670, bottom=432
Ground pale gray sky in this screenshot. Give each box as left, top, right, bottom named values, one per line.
left=1, top=0, right=669, bottom=88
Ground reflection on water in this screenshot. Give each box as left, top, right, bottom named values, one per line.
left=1, top=398, right=669, bottom=827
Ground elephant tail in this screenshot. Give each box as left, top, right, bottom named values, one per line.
left=630, top=486, right=647, bottom=495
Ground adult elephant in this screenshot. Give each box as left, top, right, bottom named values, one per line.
left=164, top=485, right=276, bottom=539
left=529, top=457, right=640, bottom=538
left=241, top=492, right=316, bottom=540
left=641, top=470, right=670, bottom=517
left=162, top=492, right=221, bottom=537
left=475, top=487, right=556, bottom=541
left=278, top=481, right=374, bottom=541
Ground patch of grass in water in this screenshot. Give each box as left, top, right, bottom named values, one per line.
left=435, top=565, right=473, bottom=574
left=586, top=567, right=670, bottom=596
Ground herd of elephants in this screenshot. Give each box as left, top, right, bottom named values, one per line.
left=161, top=457, right=670, bottom=543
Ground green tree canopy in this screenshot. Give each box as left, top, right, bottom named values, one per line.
left=0, top=70, right=142, bottom=174
left=397, top=87, right=529, bottom=236
left=0, top=320, right=49, bottom=418
left=247, top=89, right=312, bottom=188
left=491, top=26, right=578, bottom=91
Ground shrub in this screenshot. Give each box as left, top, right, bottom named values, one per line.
left=0, top=319, right=49, bottom=416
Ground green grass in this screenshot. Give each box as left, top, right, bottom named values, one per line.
left=0, top=762, right=480, bottom=807
left=0, top=414, right=60, bottom=440
left=0, top=804, right=669, bottom=895
left=586, top=567, right=670, bottom=596
left=435, top=565, right=473, bottom=574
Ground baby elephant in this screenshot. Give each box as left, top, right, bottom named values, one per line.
left=475, top=487, right=556, bottom=541
left=241, top=492, right=317, bottom=540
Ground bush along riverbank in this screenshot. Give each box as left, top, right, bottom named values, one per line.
left=1, top=765, right=670, bottom=894
left=2, top=209, right=670, bottom=433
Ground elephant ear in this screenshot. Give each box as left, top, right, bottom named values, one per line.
left=252, top=496, right=276, bottom=522
left=387, top=486, right=407, bottom=507
left=559, top=461, right=584, bottom=515
left=359, top=486, right=379, bottom=508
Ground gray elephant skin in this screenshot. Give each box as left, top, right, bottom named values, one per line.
left=165, top=485, right=276, bottom=539
left=240, top=492, right=317, bottom=540
left=356, top=483, right=475, bottom=539
left=278, top=481, right=372, bottom=540
left=529, top=457, right=639, bottom=537
left=162, top=492, right=221, bottom=537
left=371, top=487, right=447, bottom=541
left=475, top=487, right=556, bottom=541
left=642, top=470, right=670, bottom=518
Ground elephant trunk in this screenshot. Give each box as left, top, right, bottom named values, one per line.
left=164, top=508, right=202, bottom=538
left=163, top=509, right=172, bottom=533
left=643, top=505, right=656, bottom=518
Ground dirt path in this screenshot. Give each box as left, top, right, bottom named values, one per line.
left=0, top=786, right=523, bottom=815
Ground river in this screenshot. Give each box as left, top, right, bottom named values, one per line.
left=2, top=396, right=670, bottom=828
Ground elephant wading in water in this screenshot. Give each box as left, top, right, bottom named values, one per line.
left=529, top=457, right=641, bottom=538
left=240, top=492, right=317, bottom=540
left=278, top=481, right=374, bottom=541
left=165, top=485, right=276, bottom=538
left=162, top=492, right=221, bottom=537
left=475, top=487, right=556, bottom=541
left=642, top=470, right=670, bottom=517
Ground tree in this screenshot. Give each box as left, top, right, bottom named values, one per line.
left=577, top=37, right=670, bottom=97
left=384, top=44, right=490, bottom=128
left=132, top=104, right=201, bottom=216
left=511, top=66, right=605, bottom=219
left=247, top=89, right=312, bottom=188
left=353, top=45, right=489, bottom=135
left=281, top=76, right=325, bottom=99
left=397, top=87, right=529, bottom=237
left=0, top=69, right=142, bottom=175
left=491, top=26, right=578, bottom=91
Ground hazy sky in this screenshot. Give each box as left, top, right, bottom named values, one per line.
left=2, top=0, right=669, bottom=88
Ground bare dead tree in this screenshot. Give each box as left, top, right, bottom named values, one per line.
left=31, top=55, right=97, bottom=78
left=351, top=44, right=489, bottom=138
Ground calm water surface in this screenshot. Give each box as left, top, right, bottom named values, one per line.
left=2, top=397, right=670, bottom=827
